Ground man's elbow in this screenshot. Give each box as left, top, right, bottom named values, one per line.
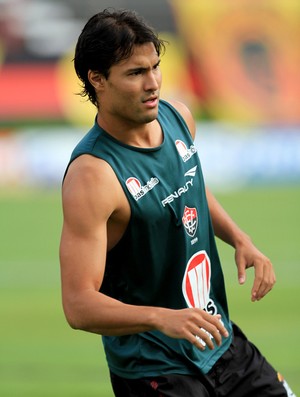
left=62, top=300, right=89, bottom=331
left=63, top=307, right=81, bottom=330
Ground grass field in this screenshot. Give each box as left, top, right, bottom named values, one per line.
left=0, top=186, right=299, bottom=396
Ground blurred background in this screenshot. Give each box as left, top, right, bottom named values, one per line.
left=0, top=0, right=299, bottom=396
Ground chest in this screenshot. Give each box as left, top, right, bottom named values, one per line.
left=120, top=138, right=207, bottom=234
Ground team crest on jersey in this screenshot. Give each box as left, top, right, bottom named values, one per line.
left=175, top=139, right=197, bottom=162
left=182, top=206, right=198, bottom=238
left=126, top=176, right=159, bottom=201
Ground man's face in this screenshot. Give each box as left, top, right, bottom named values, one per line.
left=99, top=42, right=162, bottom=128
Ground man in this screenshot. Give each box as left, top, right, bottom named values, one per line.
left=59, top=9, right=295, bottom=397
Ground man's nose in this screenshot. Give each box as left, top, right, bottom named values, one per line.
left=144, top=71, right=160, bottom=91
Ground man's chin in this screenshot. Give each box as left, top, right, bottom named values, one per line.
left=143, top=108, right=159, bottom=124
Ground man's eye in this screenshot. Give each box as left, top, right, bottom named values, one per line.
left=131, top=70, right=142, bottom=76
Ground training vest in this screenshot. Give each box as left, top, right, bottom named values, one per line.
left=68, top=99, right=233, bottom=378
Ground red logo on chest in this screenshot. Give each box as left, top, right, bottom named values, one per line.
left=182, top=206, right=198, bottom=237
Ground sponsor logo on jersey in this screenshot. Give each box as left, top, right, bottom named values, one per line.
left=175, top=139, right=197, bottom=162
left=182, top=206, right=198, bottom=238
left=161, top=166, right=198, bottom=207
left=126, top=176, right=159, bottom=201
left=182, top=251, right=218, bottom=346
left=184, top=165, right=197, bottom=177
left=182, top=251, right=212, bottom=310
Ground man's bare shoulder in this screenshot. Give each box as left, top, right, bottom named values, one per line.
left=167, top=99, right=196, bottom=139
left=62, top=154, right=122, bottom=220
left=65, top=154, right=114, bottom=181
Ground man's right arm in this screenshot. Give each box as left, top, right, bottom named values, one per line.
left=60, top=154, right=154, bottom=335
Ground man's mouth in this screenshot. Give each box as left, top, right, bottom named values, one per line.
left=143, top=96, right=158, bottom=107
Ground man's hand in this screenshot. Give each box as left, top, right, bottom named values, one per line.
left=235, top=239, right=276, bottom=302
left=155, top=308, right=229, bottom=351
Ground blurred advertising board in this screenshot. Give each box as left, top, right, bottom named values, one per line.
left=0, top=125, right=299, bottom=189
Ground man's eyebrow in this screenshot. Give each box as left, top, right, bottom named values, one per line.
left=127, top=66, right=147, bottom=73
left=127, top=60, right=161, bottom=73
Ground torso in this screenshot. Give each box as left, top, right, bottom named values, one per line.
left=65, top=99, right=232, bottom=378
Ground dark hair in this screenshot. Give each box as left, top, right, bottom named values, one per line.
left=74, top=9, right=166, bottom=106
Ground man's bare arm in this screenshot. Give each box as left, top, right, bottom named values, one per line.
left=206, top=187, right=276, bottom=301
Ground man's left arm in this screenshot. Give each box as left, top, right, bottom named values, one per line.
left=206, top=187, right=276, bottom=302
left=169, top=99, right=276, bottom=302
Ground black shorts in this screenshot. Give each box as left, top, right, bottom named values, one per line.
left=110, top=323, right=295, bottom=397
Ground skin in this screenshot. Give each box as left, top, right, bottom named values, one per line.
left=60, top=42, right=276, bottom=352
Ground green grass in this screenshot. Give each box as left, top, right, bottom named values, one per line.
left=0, top=186, right=299, bottom=396
left=215, top=186, right=300, bottom=394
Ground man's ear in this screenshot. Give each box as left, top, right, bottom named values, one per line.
left=88, top=70, right=106, bottom=90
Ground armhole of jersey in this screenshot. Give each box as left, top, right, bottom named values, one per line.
left=160, top=99, right=193, bottom=140
left=62, top=153, right=81, bottom=184
left=62, top=127, right=99, bottom=184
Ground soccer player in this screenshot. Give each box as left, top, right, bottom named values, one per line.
left=59, top=9, right=295, bottom=397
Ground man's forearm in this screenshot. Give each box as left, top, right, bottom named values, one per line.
left=205, top=187, right=251, bottom=249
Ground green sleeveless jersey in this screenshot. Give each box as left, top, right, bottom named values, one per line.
left=68, top=100, right=232, bottom=378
